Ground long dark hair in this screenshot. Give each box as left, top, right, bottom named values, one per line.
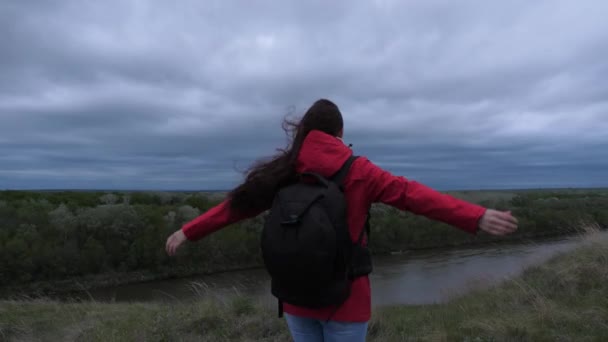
left=228, top=99, right=344, bottom=212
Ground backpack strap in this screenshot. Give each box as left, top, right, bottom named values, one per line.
left=330, top=155, right=370, bottom=245
left=278, top=299, right=283, bottom=318
left=356, top=210, right=371, bottom=245
left=330, top=155, right=358, bottom=189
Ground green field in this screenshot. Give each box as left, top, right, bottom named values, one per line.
left=1, top=228, right=606, bottom=341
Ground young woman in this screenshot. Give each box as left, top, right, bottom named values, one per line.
left=166, top=99, right=518, bottom=342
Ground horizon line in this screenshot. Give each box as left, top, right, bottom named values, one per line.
left=2, top=186, right=608, bottom=193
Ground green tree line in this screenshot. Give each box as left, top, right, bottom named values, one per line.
left=0, top=189, right=606, bottom=293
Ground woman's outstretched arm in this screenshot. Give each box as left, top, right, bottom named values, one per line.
left=166, top=199, right=267, bottom=256
left=359, top=157, right=517, bottom=235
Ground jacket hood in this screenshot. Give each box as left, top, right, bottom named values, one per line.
left=295, top=130, right=353, bottom=177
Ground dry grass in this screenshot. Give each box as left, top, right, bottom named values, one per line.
left=373, top=227, right=608, bottom=341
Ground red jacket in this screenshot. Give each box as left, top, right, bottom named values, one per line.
left=182, top=129, right=487, bottom=322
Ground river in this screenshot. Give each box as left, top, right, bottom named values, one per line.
left=83, top=235, right=585, bottom=307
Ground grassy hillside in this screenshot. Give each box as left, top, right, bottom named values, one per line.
left=1, top=229, right=606, bottom=341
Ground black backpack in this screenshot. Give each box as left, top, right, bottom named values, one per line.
left=260, top=155, right=372, bottom=318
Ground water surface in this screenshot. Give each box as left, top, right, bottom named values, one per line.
left=84, top=236, right=584, bottom=306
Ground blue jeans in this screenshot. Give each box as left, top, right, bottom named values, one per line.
left=284, top=313, right=368, bottom=342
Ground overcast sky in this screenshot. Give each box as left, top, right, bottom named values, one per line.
left=1, top=0, right=607, bottom=191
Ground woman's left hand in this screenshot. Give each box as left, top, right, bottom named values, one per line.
left=166, top=229, right=187, bottom=256
left=478, top=209, right=518, bottom=236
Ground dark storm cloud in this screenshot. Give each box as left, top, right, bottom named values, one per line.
left=1, top=0, right=607, bottom=190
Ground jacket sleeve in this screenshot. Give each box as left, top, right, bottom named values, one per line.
left=181, top=199, right=267, bottom=241
left=360, top=157, right=486, bottom=234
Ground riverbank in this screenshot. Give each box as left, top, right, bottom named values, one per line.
left=2, top=229, right=606, bottom=341
left=0, top=261, right=264, bottom=300
left=2, top=229, right=587, bottom=300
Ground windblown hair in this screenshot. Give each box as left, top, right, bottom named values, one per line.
left=228, top=99, right=344, bottom=212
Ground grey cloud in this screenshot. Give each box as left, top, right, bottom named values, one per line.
left=1, top=0, right=607, bottom=190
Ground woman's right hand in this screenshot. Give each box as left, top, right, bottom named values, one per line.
left=165, top=229, right=187, bottom=256
left=478, top=209, right=518, bottom=235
